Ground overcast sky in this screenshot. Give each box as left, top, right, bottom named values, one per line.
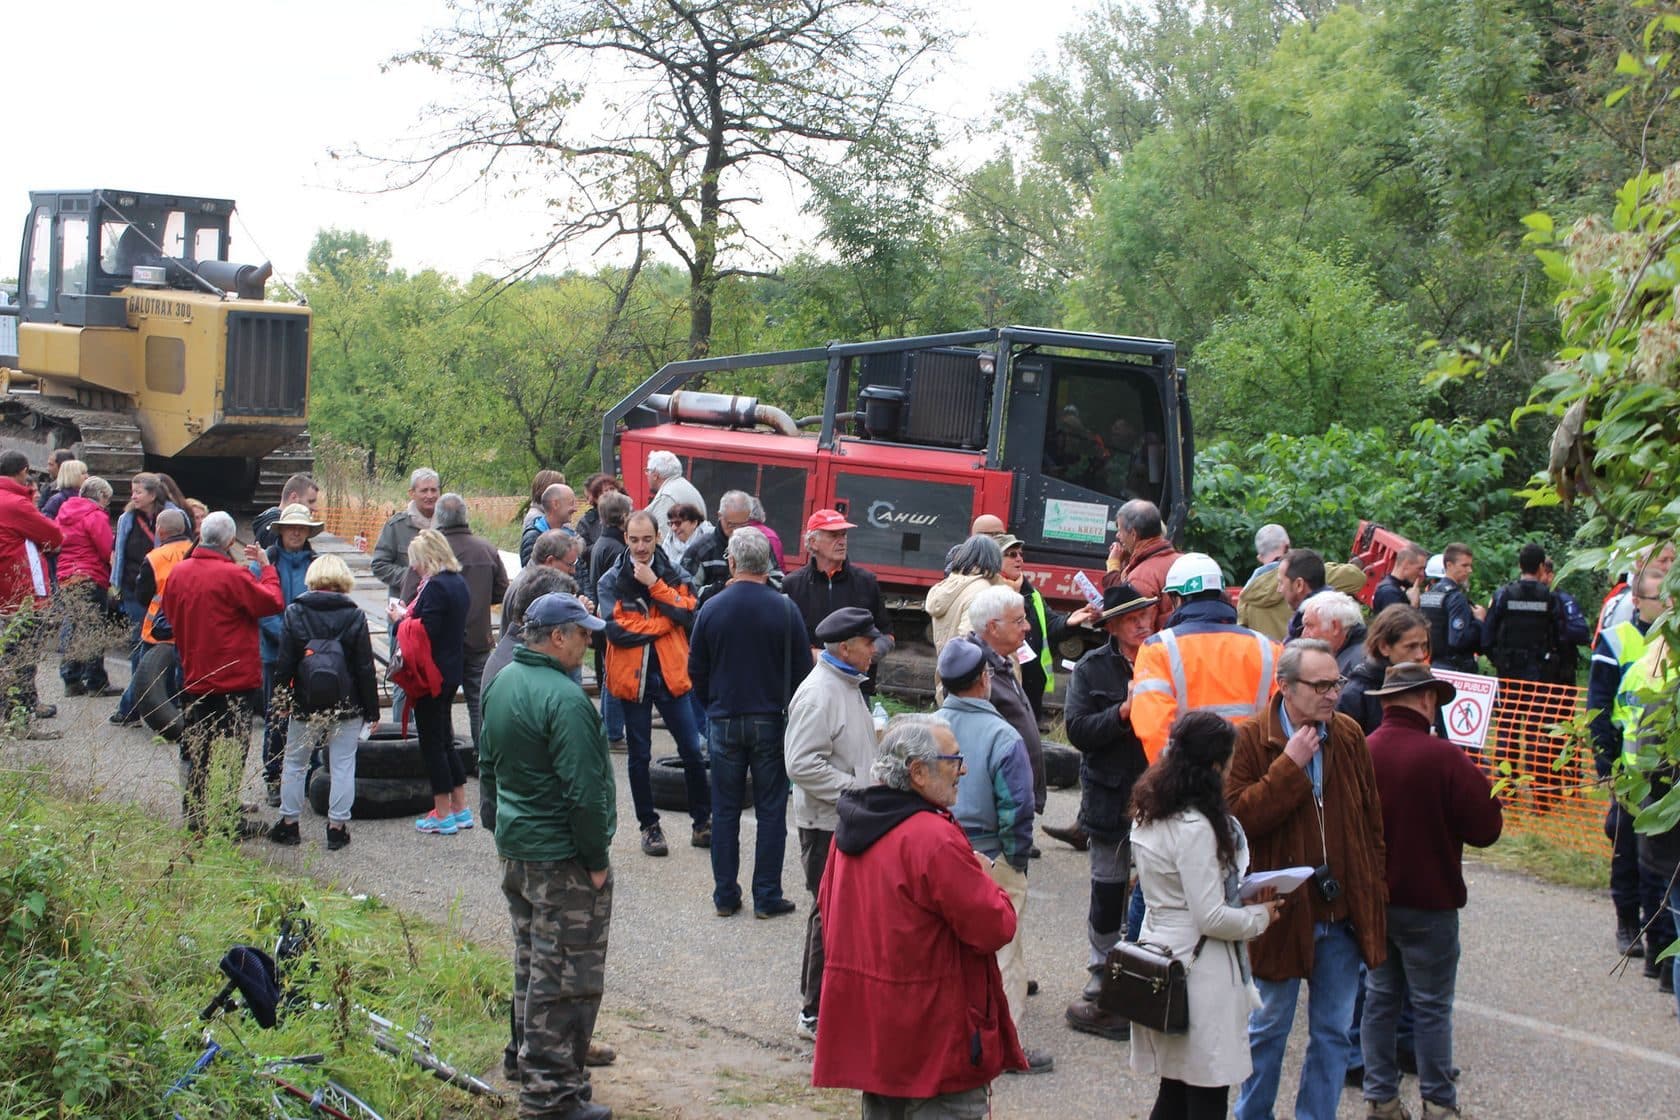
left=3, top=0, right=1083, bottom=285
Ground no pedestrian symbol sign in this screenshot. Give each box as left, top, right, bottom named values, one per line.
left=1430, top=668, right=1499, bottom=752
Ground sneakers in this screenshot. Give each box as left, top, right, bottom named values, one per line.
left=641, top=824, right=668, bottom=857
left=691, top=821, right=711, bottom=848
left=326, top=826, right=351, bottom=852
left=1064, top=997, right=1130, bottom=1041
left=416, top=811, right=459, bottom=836
left=451, top=808, right=475, bottom=830
left=796, top=1012, right=818, bottom=1041
left=1366, top=1100, right=1411, bottom=1120
left=268, top=819, right=301, bottom=847
left=1005, top=1047, right=1054, bottom=1075
left=755, top=899, right=797, bottom=920
left=109, top=708, right=140, bottom=726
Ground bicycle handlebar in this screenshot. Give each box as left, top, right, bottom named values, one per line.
left=200, top=978, right=239, bottom=1022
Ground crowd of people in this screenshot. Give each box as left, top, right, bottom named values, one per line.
left=1, top=443, right=1676, bottom=1120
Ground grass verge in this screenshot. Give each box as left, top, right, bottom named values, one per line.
left=1474, top=828, right=1607, bottom=891
left=0, top=763, right=507, bottom=1119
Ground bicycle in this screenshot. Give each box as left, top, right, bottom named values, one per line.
left=275, top=914, right=505, bottom=1101
left=165, top=944, right=386, bottom=1120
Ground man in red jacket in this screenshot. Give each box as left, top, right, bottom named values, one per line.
left=0, top=450, right=64, bottom=733
left=1360, top=662, right=1503, bottom=1120
left=161, top=510, right=283, bottom=836
left=813, top=714, right=1026, bottom=1117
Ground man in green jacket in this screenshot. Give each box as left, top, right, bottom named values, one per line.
left=480, top=592, right=616, bottom=1120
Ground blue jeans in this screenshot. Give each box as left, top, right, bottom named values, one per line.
left=621, top=681, right=710, bottom=831
left=1126, top=878, right=1146, bottom=941
left=1236, top=920, right=1363, bottom=1120
left=1362, top=908, right=1460, bottom=1110
left=707, top=713, right=790, bottom=912
left=601, top=690, right=624, bottom=741
left=1348, top=969, right=1415, bottom=1072
left=1669, top=880, right=1680, bottom=1020
left=115, top=599, right=148, bottom=718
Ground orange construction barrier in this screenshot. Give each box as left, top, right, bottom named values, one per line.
left=315, top=497, right=526, bottom=552
left=1472, top=676, right=1607, bottom=857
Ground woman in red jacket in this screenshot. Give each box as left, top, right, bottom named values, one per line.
left=54, top=476, right=117, bottom=696
left=814, top=714, right=1026, bottom=1117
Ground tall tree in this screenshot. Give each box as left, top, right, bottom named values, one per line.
left=379, top=0, right=945, bottom=357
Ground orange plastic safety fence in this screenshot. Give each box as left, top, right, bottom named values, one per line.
left=314, top=497, right=525, bottom=552
left=1474, top=676, right=1607, bottom=856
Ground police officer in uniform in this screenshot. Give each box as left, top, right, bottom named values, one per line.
left=1482, top=544, right=1576, bottom=800
left=1418, top=542, right=1484, bottom=673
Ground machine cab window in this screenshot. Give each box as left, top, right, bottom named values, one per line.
left=1037, top=358, right=1169, bottom=509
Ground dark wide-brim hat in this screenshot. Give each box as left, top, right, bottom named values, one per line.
left=1367, top=661, right=1456, bottom=704
left=1098, top=581, right=1157, bottom=622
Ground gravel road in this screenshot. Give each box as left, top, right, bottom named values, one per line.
left=12, top=660, right=1679, bottom=1119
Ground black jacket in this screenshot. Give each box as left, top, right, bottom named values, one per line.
left=1339, top=656, right=1388, bottom=735
left=1063, top=639, right=1148, bottom=841
left=273, top=590, right=380, bottom=722
left=679, top=526, right=729, bottom=602
left=1370, top=573, right=1412, bottom=615
left=588, top=526, right=627, bottom=608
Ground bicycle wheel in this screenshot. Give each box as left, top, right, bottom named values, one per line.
left=266, top=1072, right=387, bottom=1120
left=371, top=1032, right=504, bottom=1098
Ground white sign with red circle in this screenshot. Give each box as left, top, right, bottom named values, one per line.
left=1430, top=668, right=1500, bottom=751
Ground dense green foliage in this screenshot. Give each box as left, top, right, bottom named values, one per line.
left=0, top=769, right=506, bottom=1118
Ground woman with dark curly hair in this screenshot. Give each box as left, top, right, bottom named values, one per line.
left=1129, top=710, right=1287, bottom=1120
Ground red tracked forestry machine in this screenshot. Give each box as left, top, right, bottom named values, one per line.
left=602, top=327, right=1193, bottom=696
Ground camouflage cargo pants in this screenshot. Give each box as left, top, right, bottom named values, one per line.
left=503, top=857, right=613, bottom=1118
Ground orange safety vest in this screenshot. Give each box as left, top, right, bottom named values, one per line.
left=1130, top=623, right=1281, bottom=762
left=140, top=538, right=194, bottom=644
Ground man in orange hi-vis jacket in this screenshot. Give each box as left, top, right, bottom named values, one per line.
left=1130, top=553, right=1281, bottom=761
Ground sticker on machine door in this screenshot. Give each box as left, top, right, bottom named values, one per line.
left=1043, top=498, right=1111, bottom=544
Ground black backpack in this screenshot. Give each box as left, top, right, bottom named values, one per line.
left=298, top=635, right=354, bottom=712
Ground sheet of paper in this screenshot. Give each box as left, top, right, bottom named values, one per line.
left=1238, top=866, right=1315, bottom=900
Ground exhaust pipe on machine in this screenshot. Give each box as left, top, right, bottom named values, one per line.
left=644, top=390, right=799, bottom=436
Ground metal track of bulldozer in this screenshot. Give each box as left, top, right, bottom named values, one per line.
left=0, top=393, right=145, bottom=501
left=254, top=430, right=314, bottom=509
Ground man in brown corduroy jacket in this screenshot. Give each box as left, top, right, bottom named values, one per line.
left=1228, top=638, right=1388, bottom=1120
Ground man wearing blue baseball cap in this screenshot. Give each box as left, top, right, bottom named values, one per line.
left=480, top=592, right=616, bottom=1120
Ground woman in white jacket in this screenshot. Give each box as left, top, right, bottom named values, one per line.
left=1129, top=710, right=1287, bottom=1120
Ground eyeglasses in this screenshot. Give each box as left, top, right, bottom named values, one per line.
left=1295, top=676, right=1349, bottom=696
left=935, top=753, right=967, bottom=767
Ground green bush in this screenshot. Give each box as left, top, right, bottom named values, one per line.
left=1187, top=418, right=1527, bottom=599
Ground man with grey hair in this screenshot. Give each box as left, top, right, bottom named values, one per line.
left=401, top=493, right=509, bottom=748
left=1101, top=498, right=1180, bottom=635
left=968, top=584, right=1048, bottom=817
left=642, top=449, right=706, bottom=546
left=1230, top=638, right=1387, bottom=1120
left=371, top=467, right=441, bottom=597
left=1300, top=589, right=1368, bottom=676
left=681, top=488, right=754, bottom=603
left=520, top=483, right=578, bottom=568
left=813, top=714, right=1028, bottom=1109
left=478, top=593, right=615, bottom=1119
left=688, top=528, right=812, bottom=919
left=783, top=606, right=883, bottom=1041
left=161, top=510, right=283, bottom=837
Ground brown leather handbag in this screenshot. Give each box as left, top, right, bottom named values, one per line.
left=1096, top=936, right=1206, bottom=1035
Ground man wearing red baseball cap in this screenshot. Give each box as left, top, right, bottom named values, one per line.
left=781, top=509, right=894, bottom=688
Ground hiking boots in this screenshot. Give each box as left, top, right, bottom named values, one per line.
left=1065, top=997, right=1130, bottom=1041
left=691, top=821, right=711, bottom=848
left=641, top=824, right=669, bottom=857
left=1419, top=1102, right=1461, bottom=1118
left=1616, top=915, right=1644, bottom=958
left=1366, top=1100, right=1411, bottom=1120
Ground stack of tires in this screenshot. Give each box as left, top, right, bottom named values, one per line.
left=131, top=645, right=474, bottom=820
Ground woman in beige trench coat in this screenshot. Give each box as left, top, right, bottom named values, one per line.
left=1128, top=711, right=1287, bottom=1120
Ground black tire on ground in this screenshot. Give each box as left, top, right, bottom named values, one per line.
left=132, top=642, right=184, bottom=742
left=307, top=771, right=435, bottom=820
left=649, top=754, right=754, bottom=814
left=347, top=728, right=475, bottom=780
left=1043, top=742, right=1082, bottom=790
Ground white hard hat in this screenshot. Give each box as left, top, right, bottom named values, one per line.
left=1164, top=552, right=1224, bottom=596
left=1425, top=553, right=1445, bottom=579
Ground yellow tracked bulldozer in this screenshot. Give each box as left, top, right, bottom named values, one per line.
left=0, top=189, right=311, bottom=504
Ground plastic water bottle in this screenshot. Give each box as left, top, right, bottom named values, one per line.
left=353, top=532, right=368, bottom=552
left=872, top=700, right=889, bottom=734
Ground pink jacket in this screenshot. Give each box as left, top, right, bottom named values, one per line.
left=55, top=496, right=115, bottom=588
